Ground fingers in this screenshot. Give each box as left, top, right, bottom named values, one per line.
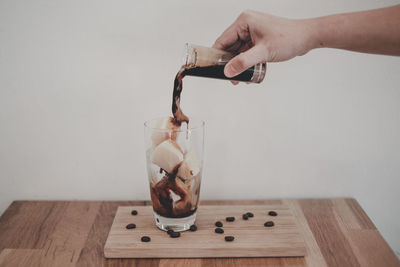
left=212, top=11, right=264, bottom=84
left=224, top=45, right=266, bottom=78
left=213, top=12, right=252, bottom=51
left=212, top=22, right=240, bottom=50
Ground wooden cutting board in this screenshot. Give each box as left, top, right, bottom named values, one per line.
left=104, top=204, right=306, bottom=258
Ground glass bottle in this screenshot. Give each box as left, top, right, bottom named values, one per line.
left=183, top=43, right=266, bottom=83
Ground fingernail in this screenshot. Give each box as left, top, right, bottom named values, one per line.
left=225, top=64, right=237, bottom=78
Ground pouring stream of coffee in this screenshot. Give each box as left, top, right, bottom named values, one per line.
left=172, top=66, right=190, bottom=125
left=172, top=65, right=259, bottom=125
left=172, top=44, right=266, bottom=125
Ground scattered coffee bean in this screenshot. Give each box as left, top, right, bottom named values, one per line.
left=268, top=211, right=278, bottom=216
left=167, top=229, right=174, bottom=235
left=226, top=216, right=235, bottom=222
left=264, top=221, right=274, bottom=227
left=170, top=231, right=181, bottom=238
left=131, top=210, right=138, bottom=215
left=225, top=236, right=235, bottom=242
left=215, top=227, right=224, bottom=234
left=215, top=221, right=223, bottom=227
left=242, top=214, right=249, bottom=220
left=126, top=223, right=136, bottom=229
left=190, top=225, right=197, bottom=231
left=246, top=212, right=254, bottom=218
left=156, top=218, right=159, bottom=222
left=141, top=236, right=151, bottom=242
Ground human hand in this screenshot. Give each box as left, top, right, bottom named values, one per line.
left=213, top=10, right=316, bottom=83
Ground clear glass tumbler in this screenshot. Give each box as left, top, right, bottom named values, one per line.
left=144, top=117, right=204, bottom=232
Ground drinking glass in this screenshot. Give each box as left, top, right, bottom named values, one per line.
left=144, top=118, right=204, bottom=232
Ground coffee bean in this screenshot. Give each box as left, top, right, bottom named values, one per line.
left=242, top=214, right=249, bottom=220
left=126, top=223, right=136, bottom=229
left=215, top=228, right=224, bottom=234
left=225, top=236, right=234, bottom=242
left=141, top=236, right=151, bottom=242
left=156, top=218, right=159, bottom=222
left=268, top=211, right=278, bottom=216
left=215, top=221, right=223, bottom=227
left=264, top=221, right=274, bottom=227
left=190, top=225, right=197, bottom=231
left=131, top=210, right=138, bottom=215
left=167, top=229, right=174, bottom=235
left=226, top=216, right=235, bottom=222
left=170, top=231, right=181, bottom=238
left=246, top=212, right=254, bottom=218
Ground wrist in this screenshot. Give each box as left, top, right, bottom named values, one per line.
left=301, top=18, right=324, bottom=51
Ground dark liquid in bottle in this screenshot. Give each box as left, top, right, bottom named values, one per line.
left=184, top=65, right=255, bottom=82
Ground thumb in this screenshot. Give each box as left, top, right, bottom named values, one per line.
left=224, top=45, right=266, bottom=78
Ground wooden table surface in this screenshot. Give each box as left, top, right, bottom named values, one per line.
left=0, top=199, right=398, bottom=267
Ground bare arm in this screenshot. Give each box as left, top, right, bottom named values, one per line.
left=312, top=5, right=400, bottom=55
left=213, top=6, right=400, bottom=80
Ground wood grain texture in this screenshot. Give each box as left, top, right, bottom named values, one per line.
left=76, top=201, right=148, bottom=267
left=0, top=249, right=44, bottom=267
left=333, top=199, right=399, bottom=267
left=104, top=205, right=306, bottom=258
left=0, top=201, right=69, bottom=250
left=0, top=199, right=398, bottom=267
left=299, top=199, right=362, bottom=267
left=283, top=200, right=327, bottom=267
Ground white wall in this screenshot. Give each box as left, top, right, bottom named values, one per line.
left=0, top=0, right=399, bottom=256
